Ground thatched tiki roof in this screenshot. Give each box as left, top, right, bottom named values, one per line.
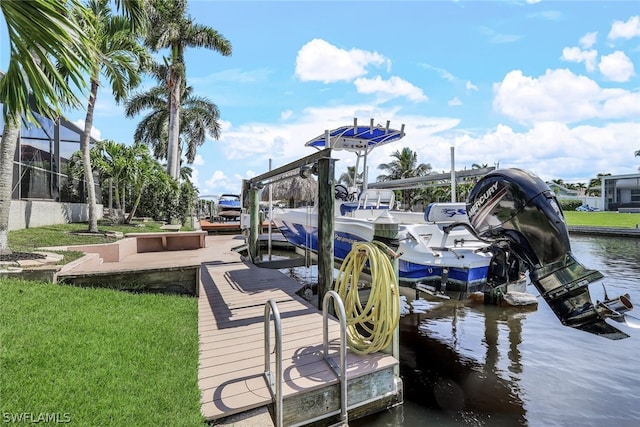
left=264, top=176, right=317, bottom=207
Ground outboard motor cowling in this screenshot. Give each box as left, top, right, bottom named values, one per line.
left=467, top=168, right=570, bottom=267
left=467, top=168, right=633, bottom=339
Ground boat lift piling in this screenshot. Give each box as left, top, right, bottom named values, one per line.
left=316, top=154, right=336, bottom=309
left=240, top=121, right=411, bottom=423
left=244, top=148, right=336, bottom=306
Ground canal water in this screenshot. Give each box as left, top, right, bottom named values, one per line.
left=350, top=235, right=640, bottom=427
left=278, top=234, right=640, bottom=426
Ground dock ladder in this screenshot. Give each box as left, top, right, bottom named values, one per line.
left=263, top=291, right=348, bottom=427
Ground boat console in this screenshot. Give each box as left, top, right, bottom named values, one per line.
left=339, top=188, right=395, bottom=216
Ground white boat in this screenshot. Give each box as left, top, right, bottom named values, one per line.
left=273, top=196, right=498, bottom=295
left=270, top=119, right=637, bottom=339
left=271, top=119, right=512, bottom=295
left=217, top=194, right=242, bottom=220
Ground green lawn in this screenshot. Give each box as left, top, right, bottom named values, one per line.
left=0, top=279, right=203, bottom=426
left=8, top=221, right=185, bottom=252
left=563, top=211, right=640, bottom=228
left=2, top=212, right=637, bottom=426
left=8, top=221, right=192, bottom=264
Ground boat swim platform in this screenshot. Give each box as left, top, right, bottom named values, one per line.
left=198, top=235, right=401, bottom=425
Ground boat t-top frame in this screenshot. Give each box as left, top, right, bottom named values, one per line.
left=305, top=118, right=406, bottom=193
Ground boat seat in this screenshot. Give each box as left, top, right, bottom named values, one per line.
left=424, top=203, right=469, bottom=223
left=340, top=189, right=395, bottom=215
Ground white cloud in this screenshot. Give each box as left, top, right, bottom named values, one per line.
left=532, top=11, right=562, bottom=21
left=219, top=119, right=232, bottom=132
left=190, top=68, right=272, bottom=84
left=598, top=51, right=635, bottom=82
left=193, top=101, right=639, bottom=194
left=192, top=154, right=205, bottom=166
left=579, top=32, right=597, bottom=49
left=295, top=38, right=389, bottom=83
left=421, top=64, right=456, bottom=81
left=72, top=120, right=101, bottom=140
left=448, top=97, right=462, bottom=106
left=466, top=81, right=478, bottom=92
left=561, top=46, right=598, bottom=72
left=353, top=75, right=427, bottom=102
left=446, top=121, right=640, bottom=182
left=479, top=26, right=522, bottom=44
left=493, top=68, right=640, bottom=123
left=203, top=170, right=231, bottom=194
left=218, top=125, right=291, bottom=161
left=608, top=16, right=640, bottom=40
left=281, top=110, right=293, bottom=120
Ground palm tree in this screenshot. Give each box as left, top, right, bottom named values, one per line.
left=587, top=173, right=611, bottom=197
left=125, top=77, right=222, bottom=167
left=377, top=147, right=431, bottom=210
left=338, top=166, right=364, bottom=188
left=85, top=140, right=173, bottom=223
left=550, top=178, right=565, bottom=195
left=0, top=0, right=92, bottom=255
left=145, top=0, right=231, bottom=178
left=636, top=150, right=640, bottom=171
left=125, top=82, right=169, bottom=160
left=91, top=140, right=138, bottom=222
left=126, top=150, right=165, bottom=223
left=0, top=0, right=145, bottom=254
left=73, top=0, right=150, bottom=233
left=456, top=182, right=474, bottom=202
left=431, top=186, right=451, bottom=203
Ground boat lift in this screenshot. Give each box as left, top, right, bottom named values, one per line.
left=244, top=147, right=336, bottom=308
left=244, top=119, right=407, bottom=308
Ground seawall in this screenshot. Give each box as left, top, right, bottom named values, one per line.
left=568, top=226, right=640, bottom=238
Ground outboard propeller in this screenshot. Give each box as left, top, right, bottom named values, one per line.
left=467, top=168, right=635, bottom=340
left=597, top=285, right=640, bottom=329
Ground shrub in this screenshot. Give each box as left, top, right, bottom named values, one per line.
left=559, top=199, right=583, bottom=212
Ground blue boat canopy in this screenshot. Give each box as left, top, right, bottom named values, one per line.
left=305, top=119, right=405, bottom=153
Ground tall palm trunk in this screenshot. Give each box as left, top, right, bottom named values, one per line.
left=0, top=114, right=21, bottom=254
left=81, top=78, right=100, bottom=233
left=167, top=68, right=181, bottom=179
left=126, top=191, right=144, bottom=223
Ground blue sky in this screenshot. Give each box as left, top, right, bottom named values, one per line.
left=3, top=1, right=640, bottom=196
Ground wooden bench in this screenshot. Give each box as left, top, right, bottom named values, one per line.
left=125, top=231, right=207, bottom=253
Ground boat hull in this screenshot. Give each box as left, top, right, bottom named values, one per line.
left=274, top=213, right=492, bottom=293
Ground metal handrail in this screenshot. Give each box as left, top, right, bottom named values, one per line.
left=263, top=299, right=283, bottom=427
left=322, top=290, right=348, bottom=425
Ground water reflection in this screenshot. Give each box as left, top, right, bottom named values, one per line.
left=572, top=235, right=640, bottom=279
left=397, top=301, right=529, bottom=426
left=350, top=235, right=640, bottom=426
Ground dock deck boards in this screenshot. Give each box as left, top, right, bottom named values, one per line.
left=57, top=233, right=398, bottom=424
left=198, top=236, right=398, bottom=423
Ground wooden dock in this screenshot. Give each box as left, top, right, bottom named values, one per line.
left=199, top=218, right=244, bottom=234
left=199, top=235, right=400, bottom=425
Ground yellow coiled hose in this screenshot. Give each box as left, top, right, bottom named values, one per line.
left=332, top=241, right=400, bottom=354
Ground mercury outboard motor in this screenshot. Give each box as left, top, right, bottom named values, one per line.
left=467, top=168, right=634, bottom=339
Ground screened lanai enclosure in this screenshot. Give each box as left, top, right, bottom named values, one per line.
left=1, top=100, right=102, bottom=230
